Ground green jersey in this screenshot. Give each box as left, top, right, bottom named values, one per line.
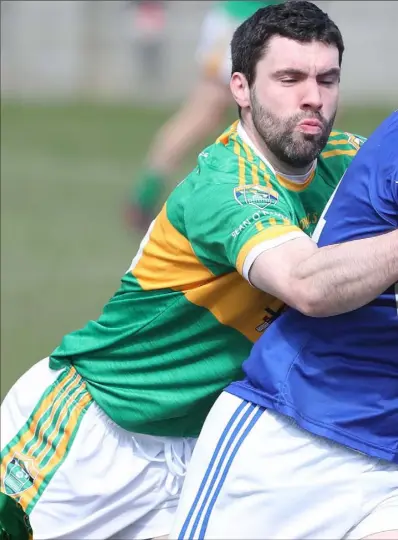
left=219, top=1, right=283, bottom=22
left=50, top=121, right=365, bottom=437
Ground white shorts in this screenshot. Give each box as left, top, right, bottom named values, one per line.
left=195, top=7, right=239, bottom=84
left=171, top=392, right=398, bottom=540
left=1, top=359, right=196, bottom=539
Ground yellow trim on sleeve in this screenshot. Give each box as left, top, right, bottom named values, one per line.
left=236, top=224, right=300, bottom=274
left=132, top=204, right=287, bottom=343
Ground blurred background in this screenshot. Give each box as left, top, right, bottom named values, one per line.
left=1, top=0, right=397, bottom=396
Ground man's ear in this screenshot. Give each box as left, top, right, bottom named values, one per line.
left=230, top=72, right=251, bottom=110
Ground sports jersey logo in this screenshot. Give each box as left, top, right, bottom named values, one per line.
left=256, top=301, right=286, bottom=332
left=3, top=453, right=38, bottom=496
left=234, top=185, right=279, bottom=210
left=347, top=134, right=366, bottom=150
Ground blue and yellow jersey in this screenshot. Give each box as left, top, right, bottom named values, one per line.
left=49, top=121, right=364, bottom=437
left=229, top=111, right=398, bottom=462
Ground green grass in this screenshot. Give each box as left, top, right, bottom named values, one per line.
left=0, top=101, right=393, bottom=397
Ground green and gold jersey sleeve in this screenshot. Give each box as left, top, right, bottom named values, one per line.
left=182, top=149, right=306, bottom=280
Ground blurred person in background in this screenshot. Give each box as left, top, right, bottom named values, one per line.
left=126, top=0, right=285, bottom=231
left=2, top=3, right=396, bottom=539
left=127, top=0, right=166, bottom=85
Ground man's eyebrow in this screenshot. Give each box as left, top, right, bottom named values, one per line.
left=317, top=67, right=341, bottom=78
left=272, top=68, right=308, bottom=78
left=272, top=67, right=341, bottom=78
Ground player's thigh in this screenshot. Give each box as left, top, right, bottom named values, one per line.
left=29, top=405, right=180, bottom=539
left=1, top=361, right=176, bottom=539
left=1, top=361, right=94, bottom=534
left=172, top=394, right=375, bottom=539
left=110, top=503, right=179, bottom=540
left=347, top=486, right=398, bottom=540
left=1, top=358, right=72, bottom=502
left=172, top=393, right=280, bottom=539
left=362, top=532, right=398, bottom=540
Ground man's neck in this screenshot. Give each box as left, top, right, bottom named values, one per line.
left=238, top=118, right=314, bottom=176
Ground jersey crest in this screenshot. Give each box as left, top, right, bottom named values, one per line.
left=234, top=184, right=279, bottom=210
left=3, top=453, right=38, bottom=496
left=347, top=133, right=366, bottom=150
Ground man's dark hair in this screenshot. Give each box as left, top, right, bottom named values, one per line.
left=231, top=0, right=344, bottom=87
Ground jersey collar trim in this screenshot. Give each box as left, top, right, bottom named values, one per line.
left=237, top=121, right=317, bottom=189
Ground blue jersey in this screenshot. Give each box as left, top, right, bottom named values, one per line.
left=228, top=111, right=398, bottom=463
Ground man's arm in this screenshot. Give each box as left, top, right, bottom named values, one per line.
left=249, top=229, right=398, bottom=317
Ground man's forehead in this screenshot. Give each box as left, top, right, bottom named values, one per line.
left=262, top=35, right=340, bottom=70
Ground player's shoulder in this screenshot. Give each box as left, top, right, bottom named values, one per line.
left=321, top=129, right=367, bottom=160
left=363, top=111, right=398, bottom=164
left=202, top=121, right=247, bottom=180
left=164, top=123, right=252, bottom=236
left=354, top=111, right=398, bottom=216
left=197, top=121, right=277, bottom=186
left=342, top=111, right=398, bottom=177
left=374, top=109, right=398, bottom=138
left=331, top=113, right=398, bottom=226
left=317, top=129, right=367, bottom=184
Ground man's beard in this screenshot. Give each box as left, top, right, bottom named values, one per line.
left=250, top=90, right=336, bottom=169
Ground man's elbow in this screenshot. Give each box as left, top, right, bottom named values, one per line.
left=289, top=282, right=332, bottom=318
